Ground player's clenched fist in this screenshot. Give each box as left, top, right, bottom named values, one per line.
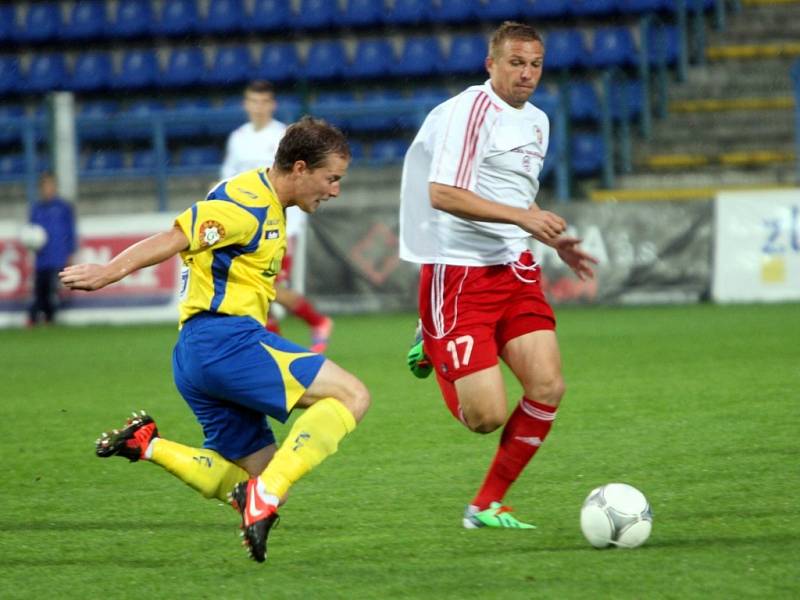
left=519, top=208, right=567, bottom=244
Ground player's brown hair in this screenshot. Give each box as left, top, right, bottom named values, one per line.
left=245, top=80, right=275, bottom=95
left=273, top=116, right=350, bottom=172
left=489, top=21, right=544, bottom=59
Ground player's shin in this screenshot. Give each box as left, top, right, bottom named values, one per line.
left=257, top=397, right=356, bottom=499
left=150, top=439, right=250, bottom=502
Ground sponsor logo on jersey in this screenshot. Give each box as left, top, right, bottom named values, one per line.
left=534, top=125, right=543, bottom=145
left=199, top=220, right=226, bottom=247
left=265, top=229, right=280, bottom=240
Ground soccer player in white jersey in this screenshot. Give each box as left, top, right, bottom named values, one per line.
left=400, top=22, right=598, bottom=529
left=222, top=80, right=333, bottom=352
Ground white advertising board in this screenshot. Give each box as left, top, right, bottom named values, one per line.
left=713, top=189, right=800, bottom=302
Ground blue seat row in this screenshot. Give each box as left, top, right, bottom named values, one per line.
left=0, top=0, right=708, bottom=42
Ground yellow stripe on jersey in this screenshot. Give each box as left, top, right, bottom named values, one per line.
left=174, top=168, right=286, bottom=326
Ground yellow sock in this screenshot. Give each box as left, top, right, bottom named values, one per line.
left=259, top=398, right=356, bottom=498
left=150, top=438, right=250, bottom=502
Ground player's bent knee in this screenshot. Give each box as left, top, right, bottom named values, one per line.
left=336, top=375, right=371, bottom=423
left=464, top=408, right=506, bottom=434
left=528, top=375, right=566, bottom=406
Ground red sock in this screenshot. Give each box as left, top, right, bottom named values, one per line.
left=292, top=299, right=326, bottom=327
left=472, top=397, right=557, bottom=510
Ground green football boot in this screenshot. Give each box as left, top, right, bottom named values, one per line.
left=407, top=320, right=432, bottom=379
left=463, top=502, right=536, bottom=529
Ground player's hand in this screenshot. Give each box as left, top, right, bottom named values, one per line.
left=552, top=237, right=599, bottom=281
left=519, top=208, right=567, bottom=244
left=59, top=264, right=113, bottom=291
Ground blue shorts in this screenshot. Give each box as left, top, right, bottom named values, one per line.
left=172, top=312, right=326, bottom=460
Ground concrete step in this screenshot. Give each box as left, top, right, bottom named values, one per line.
left=588, top=181, right=797, bottom=202
left=647, top=110, right=793, bottom=145
left=635, top=148, right=796, bottom=170
left=609, top=164, right=797, bottom=189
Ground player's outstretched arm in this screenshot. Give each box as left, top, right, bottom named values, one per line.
left=59, top=226, right=189, bottom=291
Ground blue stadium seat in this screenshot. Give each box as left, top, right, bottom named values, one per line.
left=351, top=89, right=403, bottom=132
left=570, top=0, right=620, bottom=16
left=112, top=0, right=153, bottom=38
left=474, top=0, right=520, bottom=21
left=0, top=56, right=21, bottom=95
left=70, top=52, right=113, bottom=92
left=275, top=94, right=302, bottom=122
left=369, top=139, right=408, bottom=165
left=349, top=39, right=395, bottom=80
left=168, top=98, right=213, bottom=137
left=394, top=36, right=443, bottom=77
left=25, top=54, right=67, bottom=93
left=0, top=6, right=16, bottom=43
left=568, top=81, right=601, bottom=122
left=619, top=0, right=664, bottom=13
left=347, top=139, right=365, bottom=164
left=256, top=43, right=301, bottom=83
left=520, top=0, right=569, bottom=18
left=206, top=46, right=252, bottom=86
left=156, top=0, right=198, bottom=36
left=0, top=154, right=24, bottom=180
left=163, top=47, right=206, bottom=88
left=178, top=146, right=222, bottom=168
left=570, top=133, right=604, bottom=175
left=295, top=0, right=338, bottom=29
left=251, top=0, right=292, bottom=31
left=610, top=78, right=644, bottom=120
left=401, top=87, right=449, bottom=128
left=17, top=3, right=61, bottom=43
left=113, top=49, right=159, bottom=90
left=310, top=91, right=357, bottom=130
left=591, top=27, right=639, bottom=68
left=0, top=105, right=25, bottom=144
left=117, top=100, right=165, bottom=139
left=131, top=149, right=157, bottom=171
left=646, top=24, right=679, bottom=65
left=543, top=29, right=589, bottom=70
left=530, top=85, right=558, bottom=118
left=83, top=150, right=125, bottom=173
left=61, top=0, right=107, bottom=40
left=386, top=0, right=432, bottom=25
left=337, top=0, right=385, bottom=28
left=431, top=0, right=476, bottom=23
left=444, top=34, right=487, bottom=75
left=77, top=100, right=119, bottom=141
left=200, top=0, right=245, bottom=34
left=303, top=40, right=348, bottom=81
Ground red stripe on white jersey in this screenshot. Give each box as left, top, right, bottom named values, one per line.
left=455, top=93, right=490, bottom=189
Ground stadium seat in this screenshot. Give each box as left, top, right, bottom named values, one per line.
left=619, top=0, right=664, bottom=13
left=431, top=0, right=476, bottom=23
left=251, top=0, right=293, bottom=31
left=349, top=39, right=395, bottom=80
left=394, top=36, right=443, bottom=77
left=112, top=0, right=153, bottom=38
left=302, top=40, right=348, bottom=81
left=0, top=105, right=25, bottom=144
left=570, top=133, right=604, bottom=175
left=131, top=149, right=157, bottom=171
left=163, top=47, right=206, bottom=88
left=646, top=24, right=679, bottom=66
left=256, top=43, right=301, bottom=83
left=178, top=146, right=222, bottom=168
left=0, top=56, right=21, bottom=95
left=568, top=81, right=601, bottom=122
left=369, top=139, right=408, bottom=165
left=294, top=0, right=338, bottom=30
left=275, top=94, right=302, bottom=122
left=77, top=100, right=119, bottom=141
left=83, top=150, right=125, bottom=173
left=113, top=49, right=159, bottom=90
left=0, top=154, right=24, bottom=180
left=386, top=0, right=432, bottom=25
left=610, top=78, right=644, bottom=120
left=168, top=98, right=213, bottom=137
left=444, top=34, right=487, bottom=75
left=351, top=89, right=403, bottom=132
left=542, top=29, right=589, bottom=70
left=61, top=0, right=107, bottom=40
left=570, top=0, right=620, bottom=17
left=116, top=100, right=165, bottom=140
left=24, top=54, right=67, bottom=93
left=401, top=87, right=448, bottom=128
left=206, top=46, right=252, bottom=86
left=200, top=0, right=245, bottom=34
left=337, top=0, right=385, bottom=28
left=347, top=139, right=365, bottom=163
left=310, top=91, right=357, bottom=130
left=156, top=0, right=198, bottom=36
left=0, top=6, right=16, bottom=43
left=590, top=27, right=639, bottom=69
left=530, top=85, right=558, bottom=118
left=70, top=52, right=113, bottom=92
left=17, top=3, right=61, bottom=43
left=520, top=0, right=569, bottom=18
left=474, top=0, right=520, bottom=21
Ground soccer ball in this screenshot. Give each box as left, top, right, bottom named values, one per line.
left=580, top=483, right=652, bottom=549
left=18, top=223, right=48, bottom=251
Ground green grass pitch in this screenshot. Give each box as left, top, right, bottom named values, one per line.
left=1, top=304, right=799, bottom=599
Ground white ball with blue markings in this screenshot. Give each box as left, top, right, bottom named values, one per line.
left=18, top=223, right=48, bottom=251
left=580, top=483, right=652, bottom=549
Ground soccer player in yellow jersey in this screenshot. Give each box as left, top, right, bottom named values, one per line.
left=59, top=117, right=369, bottom=563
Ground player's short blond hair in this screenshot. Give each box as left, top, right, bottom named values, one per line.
left=489, top=21, right=544, bottom=60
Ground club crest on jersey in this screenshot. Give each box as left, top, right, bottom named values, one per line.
left=534, top=125, right=543, bottom=145
left=265, top=229, right=280, bottom=240
left=199, top=220, right=225, bottom=247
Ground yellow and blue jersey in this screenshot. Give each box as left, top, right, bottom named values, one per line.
left=174, top=168, right=286, bottom=326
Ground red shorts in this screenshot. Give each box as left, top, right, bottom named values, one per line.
left=418, top=252, right=555, bottom=383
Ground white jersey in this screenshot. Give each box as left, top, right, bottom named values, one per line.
left=399, top=81, right=549, bottom=266
left=220, top=119, right=306, bottom=238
